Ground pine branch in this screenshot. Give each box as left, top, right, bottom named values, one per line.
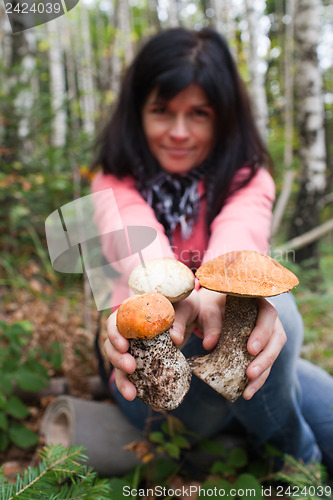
left=0, top=444, right=112, bottom=500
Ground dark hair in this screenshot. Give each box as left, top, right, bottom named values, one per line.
left=92, top=27, right=272, bottom=228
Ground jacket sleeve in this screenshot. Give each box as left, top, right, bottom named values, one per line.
left=91, top=172, right=174, bottom=279
left=203, top=168, right=275, bottom=263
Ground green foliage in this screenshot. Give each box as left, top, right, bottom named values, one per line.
left=196, top=439, right=263, bottom=498
left=274, top=454, right=333, bottom=499
left=0, top=444, right=112, bottom=499
left=0, top=55, right=92, bottom=272
left=142, top=424, right=332, bottom=500
left=0, top=320, right=62, bottom=452
left=280, top=250, right=333, bottom=375
left=149, top=415, right=192, bottom=460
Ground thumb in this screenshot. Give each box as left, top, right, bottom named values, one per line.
left=202, top=323, right=221, bottom=350
left=200, top=309, right=222, bottom=350
left=170, top=292, right=200, bottom=346
left=170, top=319, right=185, bottom=346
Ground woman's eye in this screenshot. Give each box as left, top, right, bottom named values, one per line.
left=151, top=106, right=167, bottom=114
left=193, top=108, right=210, bottom=118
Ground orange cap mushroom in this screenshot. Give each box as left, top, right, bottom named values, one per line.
left=196, top=250, right=299, bottom=297
left=189, top=250, right=299, bottom=402
left=117, top=292, right=175, bottom=340
left=116, top=292, right=191, bottom=410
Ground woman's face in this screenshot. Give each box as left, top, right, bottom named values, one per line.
left=142, top=83, right=216, bottom=174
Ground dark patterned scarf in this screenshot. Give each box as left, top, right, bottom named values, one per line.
left=138, top=162, right=210, bottom=242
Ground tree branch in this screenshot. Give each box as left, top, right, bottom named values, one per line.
left=274, top=218, right=333, bottom=254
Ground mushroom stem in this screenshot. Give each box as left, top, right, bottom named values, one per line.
left=188, top=295, right=257, bottom=402
left=128, top=330, right=192, bottom=411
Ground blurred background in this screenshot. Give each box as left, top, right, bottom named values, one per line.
left=0, top=0, right=332, bottom=461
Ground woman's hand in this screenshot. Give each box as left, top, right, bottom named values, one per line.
left=104, top=312, right=137, bottom=401
left=196, top=289, right=287, bottom=400
left=104, top=290, right=200, bottom=402
left=243, top=298, right=286, bottom=400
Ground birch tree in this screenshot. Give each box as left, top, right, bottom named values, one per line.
left=62, top=16, right=81, bottom=139
left=46, top=19, right=67, bottom=147
left=271, top=0, right=296, bottom=236
left=15, top=32, right=37, bottom=145
left=283, top=0, right=296, bottom=169
left=167, top=0, right=180, bottom=27
left=2, top=23, right=36, bottom=156
left=244, top=0, right=269, bottom=141
left=110, top=0, right=134, bottom=97
left=289, top=0, right=327, bottom=264
left=0, top=6, right=13, bottom=149
left=147, top=0, right=161, bottom=32
left=77, top=4, right=96, bottom=136
left=211, top=0, right=237, bottom=53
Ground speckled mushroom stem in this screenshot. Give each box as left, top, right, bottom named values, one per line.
left=128, top=330, right=192, bottom=411
left=188, top=295, right=258, bottom=402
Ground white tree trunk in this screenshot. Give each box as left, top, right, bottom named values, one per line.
left=167, top=0, right=180, bottom=27
left=110, top=0, right=134, bottom=96
left=0, top=3, right=12, bottom=69
left=62, top=16, right=80, bottom=137
left=211, top=0, right=225, bottom=34
left=0, top=5, right=13, bottom=144
left=289, top=0, right=327, bottom=262
left=77, top=4, right=96, bottom=135
left=271, top=0, right=296, bottom=236
left=244, top=0, right=269, bottom=141
left=294, top=0, right=326, bottom=193
left=46, top=19, right=67, bottom=147
left=283, top=0, right=295, bottom=167
left=12, top=31, right=38, bottom=159
left=211, top=0, right=236, bottom=53
left=95, top=7, right=111, bottom=91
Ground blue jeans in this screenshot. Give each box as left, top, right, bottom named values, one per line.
left=112, top=293, right=333, bottom=475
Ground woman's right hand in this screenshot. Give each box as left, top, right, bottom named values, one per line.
left=104, top=290, right=200, bottom=402
left=104, top=311, right=137, bottom=401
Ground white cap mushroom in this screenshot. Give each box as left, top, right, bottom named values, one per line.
left=129, top=258, right=195, bottom=303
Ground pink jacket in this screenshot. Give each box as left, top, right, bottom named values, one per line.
left=91, top=167, right=275, bottom=310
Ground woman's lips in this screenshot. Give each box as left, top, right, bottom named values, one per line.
left=164, top=148, right=192, bottom=157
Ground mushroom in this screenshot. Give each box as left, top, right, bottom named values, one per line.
left=129, top=258, right=195, bottom=303
left=188, top=250, right=299, bottom=402
left=116, top=292, right=192, bottom=410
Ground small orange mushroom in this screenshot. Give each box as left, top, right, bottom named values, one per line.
left=117, top=292, right=191, bottom=410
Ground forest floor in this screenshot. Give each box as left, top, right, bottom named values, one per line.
left=0, top=259, right=107, bottom=481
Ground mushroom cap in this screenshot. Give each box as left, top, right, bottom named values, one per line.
left=196, top=250, right=299, bottom=297
left=129, top=258, right=195, bottom=303
left=116, top=292, right=175, bottom=340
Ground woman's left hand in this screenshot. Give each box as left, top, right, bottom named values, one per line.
left=196, top=289, right=287, bottom=400
left=243, top=297, right=287, bottom=400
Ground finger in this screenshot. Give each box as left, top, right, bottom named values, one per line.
left=201, top=304, right=223, bottom=350
left=198, top=289, right=225, bottom=350
left=243, top=367, right=271, bottom=400
left=247, top=298, right=278, bottom=356
left=104, top=338, right=136, bottom=374
left=171, top=293, right=199, bottom=346
left=115, top=369, right=137, bottom=401
left=106, top=313, right=130, bottom=353
left=246, top=318, right=286, bottom=380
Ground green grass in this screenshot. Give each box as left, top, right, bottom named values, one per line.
left=290, top=248, right=333, bottom=375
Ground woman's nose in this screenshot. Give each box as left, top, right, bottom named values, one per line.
left=169, top=115, right=190, bottom=139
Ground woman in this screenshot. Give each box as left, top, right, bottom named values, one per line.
left=91, top=27, right=333, bottom=474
